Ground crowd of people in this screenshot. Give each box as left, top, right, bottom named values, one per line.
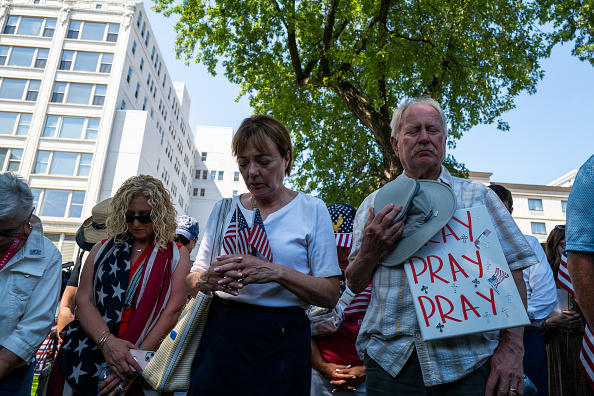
left=1, top=96, right=593, bottom=396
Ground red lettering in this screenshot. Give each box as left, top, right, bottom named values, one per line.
left=428, top=255, right=449, bottom=284
left=418, top=296, right=435, bottom=327
left=462, top=250, right=483, bottom=278
left=448, top=254, right=469, bottom=282
left=441, top=225, right=460, bottom=243
left=476, top=288, right=497, bottom=315
left=435, top=295, right=462, bottom=323
left=409, top=256, right=428, bottom=284
left=460, top=294, right=481, bottom=320
left=452, top=210, right=473, bottom=242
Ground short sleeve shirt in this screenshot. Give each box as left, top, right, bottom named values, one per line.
left=566, top=155, right=594, bottom=253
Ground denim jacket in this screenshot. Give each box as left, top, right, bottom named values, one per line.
left=0, top=215, right=61, bottom=364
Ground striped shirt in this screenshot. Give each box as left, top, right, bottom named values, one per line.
left=351, top=166, right=538, bottom=386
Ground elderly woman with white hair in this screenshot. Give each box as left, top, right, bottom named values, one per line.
left=0, top=172, right=62, bottom=394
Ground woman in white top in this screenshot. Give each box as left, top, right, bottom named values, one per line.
left=186, top=114, right=341, bottom=395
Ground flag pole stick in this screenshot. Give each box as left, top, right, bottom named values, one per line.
left=235, top=203, right=239, bottom=254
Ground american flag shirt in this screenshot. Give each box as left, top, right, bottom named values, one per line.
left=351, top=166, right=539, bottom=386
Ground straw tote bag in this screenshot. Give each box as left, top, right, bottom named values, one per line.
left=143, top=198, right=232, bottom=391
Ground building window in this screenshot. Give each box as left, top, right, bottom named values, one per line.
left=157, top=62, right=161, bottom=76
left=135, top=83, right=139, bottom=98
left=210, top=170, right=216, bottom=181
left=528, top=198, right=543, bottom=211
left=561, top=200, right=567, bottom=212
left=141, top=21, right=145, bottom=37
left=67, top=20, right=81, bottom=38
left=200, top=188, right=205, bottom=197
left=142, top=97, right=147, bottom=110
left=3, top=16, right=56, bottom=37
left=106, top=24, right=118, bottom=42
left=59, top=51, right=73, bottom=70
left=145, top=31, right=150, bottom=46
left=42, top=116, right=99, bottom=140
left=234, top=172, right=240, bottom=182
left=202, top=170, right=208, bottom=180
left=137, top=12, right=142, bottom=27
left=49, top=82, right=107, bottom=106
left=30, top=188, right=86, bottom=218
left=100, top=53, right=113, bottom=73
left=66, top=21, right=119, bottom=42
left=0, top=148, right=23, bottom=171
left=193, top=188, right=198, bottom=196
left=531, top=222, right=547, bottom=235
left=34, top=151, right=93, bottom=176
left=195, top=169, right=200, bottom=179
left=96, top=4, right=102, bottom=10
left=0, top=112, right=32, bottom=136
left=131, top=41, right=136, bottom=54
left=140, top=58, right=144, bottom=71
left=233, top=190, right=238, bottom=197
left=147, top=73, right=151, bottom=86
left=218, top=171, right=224, bottom=181
left=201, top=152, right=207, bottom=161
left=0, top=78, right=40, bottom=101
left=151, top=46, right=155, bottom=60
left=34, top=48, right=48, bottom=68
left=93, top=85, right=106, bottom=105
left=120, top=100, right=126, bottom=110
left=126, top=67, right=132, bottom=83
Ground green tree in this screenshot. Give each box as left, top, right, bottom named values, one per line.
left=154, top=0, right=551, bottom=206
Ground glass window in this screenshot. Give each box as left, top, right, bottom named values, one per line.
left=30, top=189, right=41, bottom=213
left=93, top=85, right=106, bottom=105
left=200, top=188, right=205, bottom=197
left=26, top=80, right=40, bottom=101
left=81, top=22, right=106, bottom=41
left=69, top=191, right=85, bottom=217
left=135, top=83, right=139, bottom=98
left=131, top=41, right=136, bottom=54
left=0, top=78, right=27, bottom=100
left=86, top=119, right=99, bottom=140
left=106, top=24, right=118, bottom=42
left=17, top=17, right=43, bottom=36
left=34, top=150, right=51, bottom=173
left=0, top=148, right=6, bottom=170
left=141, top=22, right=145, bottom=37
left=137, top=12, right=142, bottom=27
left=0, top=112, right=18, bottom=135
left=8, top=47, right=35, bottom=67
left=193, top=188, right=198, bottom=196
left=78, top=154, right=92, bottom=176
left=17, top=113, right=31, bottom=135
left=233, top=190, right=238, bottom=197
left=201, top=152, right=207, bottom=161
left=145, top=31, right=150, bottom=46
left=142, top=97, right=147, bottom=110
left=99, top=54, right=112, bottom=73
left=562, top=200, right=567, bottom=212
left=43, top=19, right=56, bottom=37
left=126, top=66, right=131, bottom=83
left=40, top=189, right=69, bottom=217
left=531, top=222, right=547, bottom=235
left=218, top=171, right=224, bottom=181
left=74, top=51, right=100, bottom=72
left=7, top=148, right=22, bottom=171
left=234, top=172, right=240, bottom=182
left=528, top=198, right=543, bottom=211
left=210, top=170, right=216, bottom=180
left=60, top=117, right=85, bottom=139
left=67, top=21, right=81, bottom=39
left=0, top=46, right=8, bottom=65
left=59, top=51, right=74, bottom=70
left=67, top=83, right=93, bottom=104
left=147, top=73, right=151, bottom=85
left=202, top=170, right=208, bottom=179
left=3, top=16, right=18, bottom=34
left=120, top=99, right=126, bottom=110
left=43, top=116, right=59, bottom=137
left=50, top=152, right=78, bottom=175
left=51, top=82, right=67, bottom=102
left=35, top=48, right=49, bottom=68
left=139, top=58, right=144, bottom=70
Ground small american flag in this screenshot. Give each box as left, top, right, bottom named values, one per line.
left=249, top=208, right=273, bottom=262
left=558, top=249, right=594, bottom=389
left=222, top=209, right=251, bottom=255
left=335, top=233, right=353, bottom=248
left=558, top=250, right=575, bottom=298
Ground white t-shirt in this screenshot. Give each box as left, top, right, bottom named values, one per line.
left=192, top=192, right=341, bottom=308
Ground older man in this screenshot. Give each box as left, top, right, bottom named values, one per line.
left=346, top=96, right=538, bottom=395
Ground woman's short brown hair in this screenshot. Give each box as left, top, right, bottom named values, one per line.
left=232, top=115, right=293, bottom=176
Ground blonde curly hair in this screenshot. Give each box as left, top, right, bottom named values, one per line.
left=106, top=175, right=177, bottom=251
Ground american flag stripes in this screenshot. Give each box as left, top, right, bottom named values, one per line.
left=557, top=249, right=594, bottom=389
left=222, top=209, right=251, bottom=256
left=249, top=208, right=273, bottom=262
left=335, top=233, right=353, bottom=248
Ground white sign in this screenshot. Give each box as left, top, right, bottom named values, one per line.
left=404, top=205, right=530, bottom=341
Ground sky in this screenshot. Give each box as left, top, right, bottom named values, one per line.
left=143, top=1, right=594, bottom=187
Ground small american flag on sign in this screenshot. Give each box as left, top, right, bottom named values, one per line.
left=222, top=209, right=251, bottom=255
left=249, top=208, right=273, bottom=262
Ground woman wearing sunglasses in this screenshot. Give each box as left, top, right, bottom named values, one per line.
left=0, top=172, right=61, bottom=395
left=48, top=174, right=191, bottom=396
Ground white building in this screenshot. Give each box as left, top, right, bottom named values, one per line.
left=469, top=171, right=575, bottom=243
left=189, top=125, right=249, bottom=249
left=0, top=0, right=194, bottom=262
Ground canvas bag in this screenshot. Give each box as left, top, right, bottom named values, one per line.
left=143, top=198, right=232, bottom=391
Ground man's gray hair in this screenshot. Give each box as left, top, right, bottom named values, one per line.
left=0, top=172, right=33, bottom=224
left=390, top=95, right=448, bottom=140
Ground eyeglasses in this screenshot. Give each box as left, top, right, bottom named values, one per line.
left=125, top=214, right=153, bottom=224
left=555, top=225, right=565, bottom=230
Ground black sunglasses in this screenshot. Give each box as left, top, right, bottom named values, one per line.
left=125, top=214, right=153, bottom=224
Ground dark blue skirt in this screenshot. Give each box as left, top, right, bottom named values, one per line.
left=188, top=296, right=312, bottom=396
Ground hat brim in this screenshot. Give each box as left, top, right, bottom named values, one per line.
left=76, top=217, right=108, bottom=251
left=378, top=180, right=457, bottom=267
